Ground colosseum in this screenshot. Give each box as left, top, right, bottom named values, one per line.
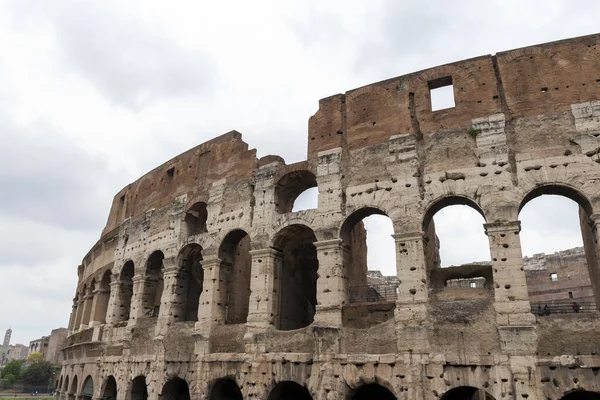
left=58, top=34, right=600, bottom=400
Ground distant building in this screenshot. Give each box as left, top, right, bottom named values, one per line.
left=29, top=328, right=67, bottom=364
left=8, top=344, right=28, bottom=361
left=0, top=327, right=11, bottom=365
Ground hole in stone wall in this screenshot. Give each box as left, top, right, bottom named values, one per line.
left=429, top=76, right=455, bottom=111
left=276, top=170, right=318, bottom=213
left=185, top=202, right=208, bottom=236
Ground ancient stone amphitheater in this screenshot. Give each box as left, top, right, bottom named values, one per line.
left=58, top=34, right=600, bottom=400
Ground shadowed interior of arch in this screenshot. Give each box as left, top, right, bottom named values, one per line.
left=81, top=376, right=93, bottom=400
left=273, top=224, right=318, bottom=330
left=275, top=170, right=318, bottom=213
left=160, top=377, right=190, bottom=400
left=349, top=383, right=397, bottom=400
left=209, top=378, right=243, bottom=400
left=519, top=192, right=598, bottom=310
left=267, top=381, right=313, bottom=400
left=117, top=260, right=134, bottom=322
left=143, top=251, right=165, bottom=318
left=128, top=376, right=148, bottom=400
left=102, top=376, right=117, bottom=400
left=176, top=244, right=204, bottom=322
left=560, top=390, right=600, bottom=400
left=440, top=386, right=495, bottom=400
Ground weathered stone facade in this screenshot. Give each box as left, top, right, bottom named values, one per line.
left=58, top=34, right=600, bottom=400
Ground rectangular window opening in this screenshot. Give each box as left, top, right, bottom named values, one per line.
left=551, top=273, right=558, bottom=282
left=568, top=291, right=573, bottom=298
left=470, top=282, right=477, bottom=288
left=429, top=76, right=455, bottom=111
left=166, top=167, right=175, bottom=178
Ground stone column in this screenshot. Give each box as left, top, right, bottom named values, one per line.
left=393, top=231, right=430, bottom=352
left=583, top=213, right=600, bottom=307
left=106, top=279, right=121, bottom=325
left=245, top=248, right=282, bottom=352
left=67, top=300, right=77, bottom=332
left=485, top=221, right=536, bottom=354
left=313, top=239, right=347, bottom=327
left=194, top=257, right=226, bottom=353
left=90, top=287, right=110, bottom=326
left=155, top=257, right=182, bottom=337
left=80, top=286, right=94, bottom=329
left=127, top=275, right=148, bottom=326
left=73, top=296, right=84, bottom=331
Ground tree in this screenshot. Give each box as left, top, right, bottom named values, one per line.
left=0, top=360, right=23, bottom=378
left=26, top=352, right=44, bottom=364
left=22, top=360, right=54, bottom=386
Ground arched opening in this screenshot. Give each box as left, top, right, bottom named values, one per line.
left=560, top=390, right=600, bottom=400
left=219, top=230, right=252, bottom=324
left=144, top=251, right=165, bottom=318
left=81, top=376, right=93, bottom=400
left=275, top=170, right=318, bottom=214
left=273, top=224, right=319, bottom=330
left=209, top=378, right=243, bottom=400
left=68, top=375, right=78, bottom=400
left=82, top=280, right=95, bottom=326
left=102, top=376, right=117, bottom=400
left=292, top=187, right=319, bottom=212
left=160, top=377, right=190, bottom=400
left=423, top=197, right=492, bottom=300
left=519, top=186, right=598, bottom=311
left=128, top=376, right=148, bottom=400
left=177, top=244, right=204, bottom=322
left=349, top=384, right=397, bottom=400
left=63, top=375, right=69, bottom=393
left=118, top=261, right=135, bottom=322
left=341, top=208, right=397, bottom=298
left=185, top=202, right=208, bottom=236
left=267, top=381, right=313, bottom=400
left=58, top=376, right=63, bottom=394
left=440, top=386, right=495, bottom=400
left=94, top=270, right=111, bottom=324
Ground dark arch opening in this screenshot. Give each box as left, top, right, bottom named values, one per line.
left=219, top=230, right=252, bottom=324
left=82, top=376, right=93, bottom=400
left=519, top=185, right=600, bottom=311
left=185, top=202, right=208, bottom=236
left=177, top=244, right=204, bottom=322
left=268, top=381, right=313, bottom=400
left=561, top=390, right=600, bottom=400
left=128, top=376, right=148, bottom=400
left=68, top=375, right=78, bottom=400
left=160, top=377, right=190, bottom=400
left=209, top=378, right=243, bottom=400
left=58, top=376, right=63, bottom=392
left=275, top=170, right=318, bottom=214
left=95, top=270, right=111, bottom=324
left=349, top=384, right=396, bottom=400
left=273, top=224, right=319, bottom=330
left=102, top=376, right=117, bottom=400
left=118, top=261, right=135, bottom=322
left=63, top=375, right=69, bottom=393
left=144, top=251, right=165, bottom=318
left=441, top=386, right=495, bottom=400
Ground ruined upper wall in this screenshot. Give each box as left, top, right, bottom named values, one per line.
left=308, top=33, right=600, bottom=165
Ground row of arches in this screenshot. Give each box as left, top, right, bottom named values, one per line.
left=70, top=183, right=600, bottom=333
left=56, top=373, right=600, bottom=400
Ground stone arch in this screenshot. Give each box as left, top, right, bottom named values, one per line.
left=275, top=170, right=318, bottom=213
left=185, top=201, right=208, bottom=236
left=58, top=375, right=63, bottom=393
left=160, top=377, right=190, bottom=400
left=440, top=386, right=496, bottom=400
left=101, top=375, right=117, bottom=400
left=267, top=381, right=313, bottom=400
left=127, top=375, right=148, bottom=400
left=117, top=260, right=135, bottom=322
left=560, top=390, right=600, bottom=400
left=143, top=251, right=165, bottom=318
left=519, top=183, right=600, bottom=309
left=68, top=375, right=78, bottom=400
left=219, top=229, right=252, bottom=324
left=176, top=243, right=204, bottom=322
left=81, top=375, right=93, bottom=400
left=272, top=224, right=319, bottom=330
left=208, top=377, right=243, bottom=400
left=347, top=383, right=397, bottom=400
left=63, top=375, right=69, bottom=393
left=82, top=280, right=95, bottom=326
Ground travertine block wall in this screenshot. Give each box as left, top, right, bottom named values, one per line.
left=59, top=34, right=600, bottom=400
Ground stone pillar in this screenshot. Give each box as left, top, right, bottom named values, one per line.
left=106, top=279, right=121, bottom=325
left=583, top=213, right=600, bottom=308
left=127, top=275, right=148, bottom=326
left=194, top=257, right=226, bottom=352
left=155, top=257, right=182, bottom=337
left=68, top=300, right=77, bottom=332
left=313, top=239, right=347, bottom=327
left=90, top=287, right=110, bottom=326
left=73, top=296, right=84, bottom=331
left=245, top=248, right=282, bottom=352
left=393, top=231, right=430, bottom=352
left=485, top=221, right=536, bottom=354
left=81, top=286, right=94, bottom=329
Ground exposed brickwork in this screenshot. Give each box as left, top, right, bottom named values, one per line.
left=59, top=34, right=600, bottom=400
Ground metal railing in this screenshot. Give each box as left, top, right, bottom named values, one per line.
left=531, top=301, right=598, bottom=315
left=348, top=284, right=398, bottom=304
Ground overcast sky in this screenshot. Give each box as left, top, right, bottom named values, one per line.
left=0, top=0, right=598, bottom=345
